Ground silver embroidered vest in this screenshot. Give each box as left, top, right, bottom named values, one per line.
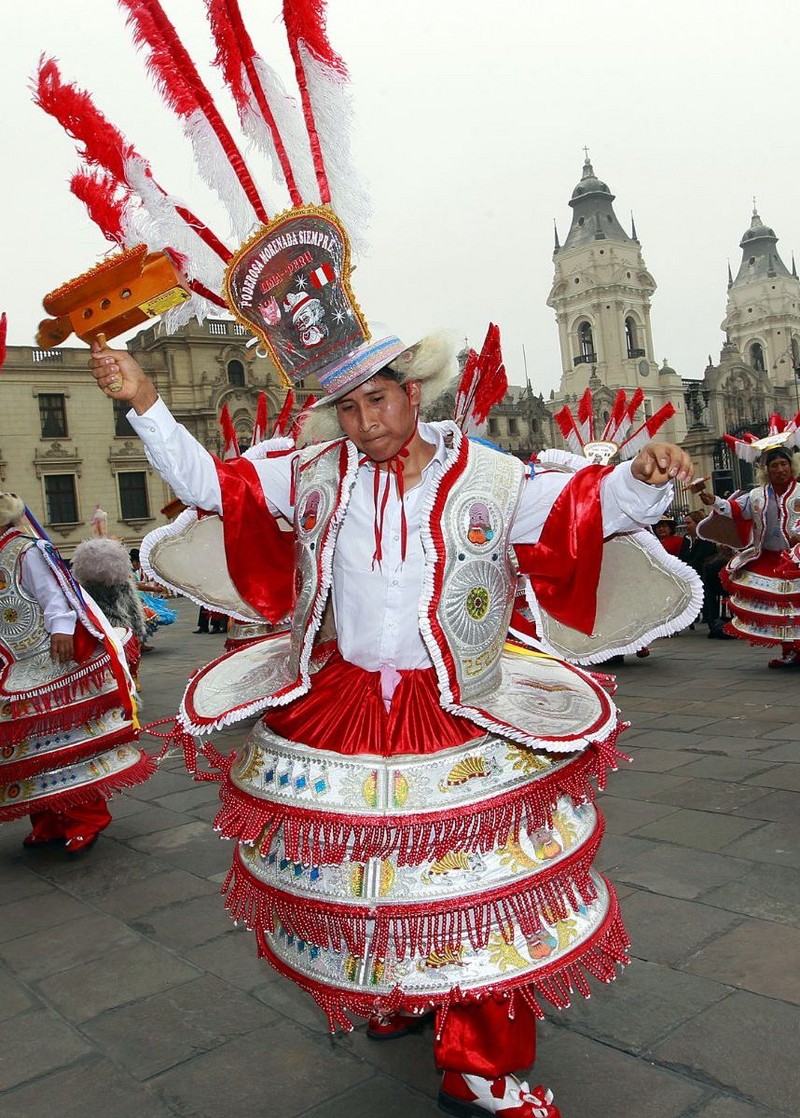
left=729, top=481, right=800, bottom=571
left=0, top=532, right=49, bottom=664
left=286, top=424, right=525, bottom=708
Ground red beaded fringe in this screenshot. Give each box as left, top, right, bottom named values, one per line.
left=249, top=880, right=631, bottom=1034
left=721, top=567, right=800, bottom=606
left=0, top=724, right=138, bottom=784
left=0, top=684, right=119, bottom=750
left=212, top=732, right=626, bottom=868
left=728, top=601, right=800, bottom=626
left=223, top=822, right=604, bottom=959
left=0, top=749, right=157, bottom=822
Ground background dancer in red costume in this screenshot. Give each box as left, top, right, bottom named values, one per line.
left=699, top=418, right=800, bottom=668
left=0, top=492, right=154, bottom=853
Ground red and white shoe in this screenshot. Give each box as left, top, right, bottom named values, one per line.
left=439, top=1072, right=562, bottom=1117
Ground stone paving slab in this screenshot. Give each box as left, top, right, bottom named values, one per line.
left=632, top=807, right=765, bottom=852
left=0, top=889, right=88, bottom=943
left=0, top=1059, right=175, bottom=1118
left=149, top=1022, right=371, bottom=1118
left=679, top=918, right=800, bottom=1004
left=610, top=843, right=752, bottom=899
left=701, top=863, right=800, bottom=927
left=129, top=891, right=233, bottom=952
left=598, top=794, right=680, bottom=834
left=0, top=1009, right=92, bottom=1091
left=0, top=911, right=140, bottom=982
left=35, top=939, right=200, bottom=1022
left=89, top=867, right=217, bottom=920
left=648, top=989, right=800, bottom=1114
left=302, top=1075, right=442, bottom=1117
left=81, top=973, right=279, bottom=1080
left=537, top=1023, right=708, bottom=1116
left=734, top=789, right=800, bottom=823
left=549, top=959, right=730, bottom=1054
left=620, top=890, right=744, bottom=966
left=649, top=777, right=770, bottom=813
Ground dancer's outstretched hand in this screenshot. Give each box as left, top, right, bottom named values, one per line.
left=631, top=442, right=693, bottom=485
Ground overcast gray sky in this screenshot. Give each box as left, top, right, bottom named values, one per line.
left=2, top=0, right=799, bottom=393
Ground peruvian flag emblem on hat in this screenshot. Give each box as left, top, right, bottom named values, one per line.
left=310, top=262, right=335, bottom=288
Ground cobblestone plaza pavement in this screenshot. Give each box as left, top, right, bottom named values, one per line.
left=1, top=602, right=798, bottom=1118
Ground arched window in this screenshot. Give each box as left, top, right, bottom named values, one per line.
left=749, top=342, right=765, bottom=372
left=227, top=359, right=245, bottom=386
left=625, top=317, right=644, bottom=358
left=791, top=337, right=800, bottom=369
left=574, top=322, right=596, bottom=365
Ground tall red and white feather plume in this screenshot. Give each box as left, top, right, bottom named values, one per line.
left=620, top=402, right=677, bottom=460
left=35, top=0, right=371, bottom=344
left=33, top=56, right=229, bottom=321
left=271, top=389, right=296, bottom=438
left=555, top=388, right=675, bottom=462
left=117, top=0, right=270, bottom=240
left=219, top=403, right=241, bottom=460
left=282, top=0, right=370, bottom=251
left=0, top=313, right=7, bottom=371
left=206, top=0, right=316, bottom=210
left=453, top=323, right=507, bottom=436
left=251, top=392, right=269, bottom=446
left=723, top=411, right=800, bottom=463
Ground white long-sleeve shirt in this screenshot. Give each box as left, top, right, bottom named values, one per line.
left=130, top=399, right=672, bottom=672
left=20, top=547, right=76, bottom=636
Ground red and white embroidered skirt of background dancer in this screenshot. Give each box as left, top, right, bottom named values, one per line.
left=179, top=637, right=631, bottom=1032
left=0, top=630, right=153, bottom=824
left=721, top=550, right=800, bottom=647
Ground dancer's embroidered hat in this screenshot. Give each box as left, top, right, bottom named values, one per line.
left=724, top=412, right=800, bottom=464
left=224, top=207, right=407, bottom=401
left=554, top=387, right=676, bottom=464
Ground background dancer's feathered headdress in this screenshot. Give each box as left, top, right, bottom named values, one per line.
left=723, top=412, right=800, bottom=464
left=34, top=1, right=453, bottom=402
left=554, top=387, right=676, bottom=465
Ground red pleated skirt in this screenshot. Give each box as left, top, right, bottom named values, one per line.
left=263, top=648, right=482, bottom=757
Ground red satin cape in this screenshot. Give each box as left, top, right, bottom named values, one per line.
left=214, top=455, right=294, bottom=624
left=515, top=464, right=613, bottom=635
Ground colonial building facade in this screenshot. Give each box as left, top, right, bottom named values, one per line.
left=0, top=319, right=302, bottom=556
left=546, top=159, right=800, bottom=501
left=547, top=157, right=687, bottom=448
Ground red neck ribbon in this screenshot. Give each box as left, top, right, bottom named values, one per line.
left=514, top=464, right=614, bottom=636
left=360, top=404, right=418, bottom=569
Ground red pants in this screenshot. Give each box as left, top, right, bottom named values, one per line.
left=434, top=997, right=538, bottom=1077
left=28, top=798, right=112, bottom=844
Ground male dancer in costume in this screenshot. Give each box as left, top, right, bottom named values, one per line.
left=699, top=438, right=800, bottom=668
left=0, top=492, right=154, bottom=851
left=90, top=332, right=693, bottom=1118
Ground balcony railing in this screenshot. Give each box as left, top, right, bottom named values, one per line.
left=627, top=347, right=646, bottom=359
left=32, top=349, right=64, bottom=363
left=573, top=352, right=597, bottom=366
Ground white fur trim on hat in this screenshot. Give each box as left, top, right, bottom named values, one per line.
left=0, top=492, right=24, bottom=527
